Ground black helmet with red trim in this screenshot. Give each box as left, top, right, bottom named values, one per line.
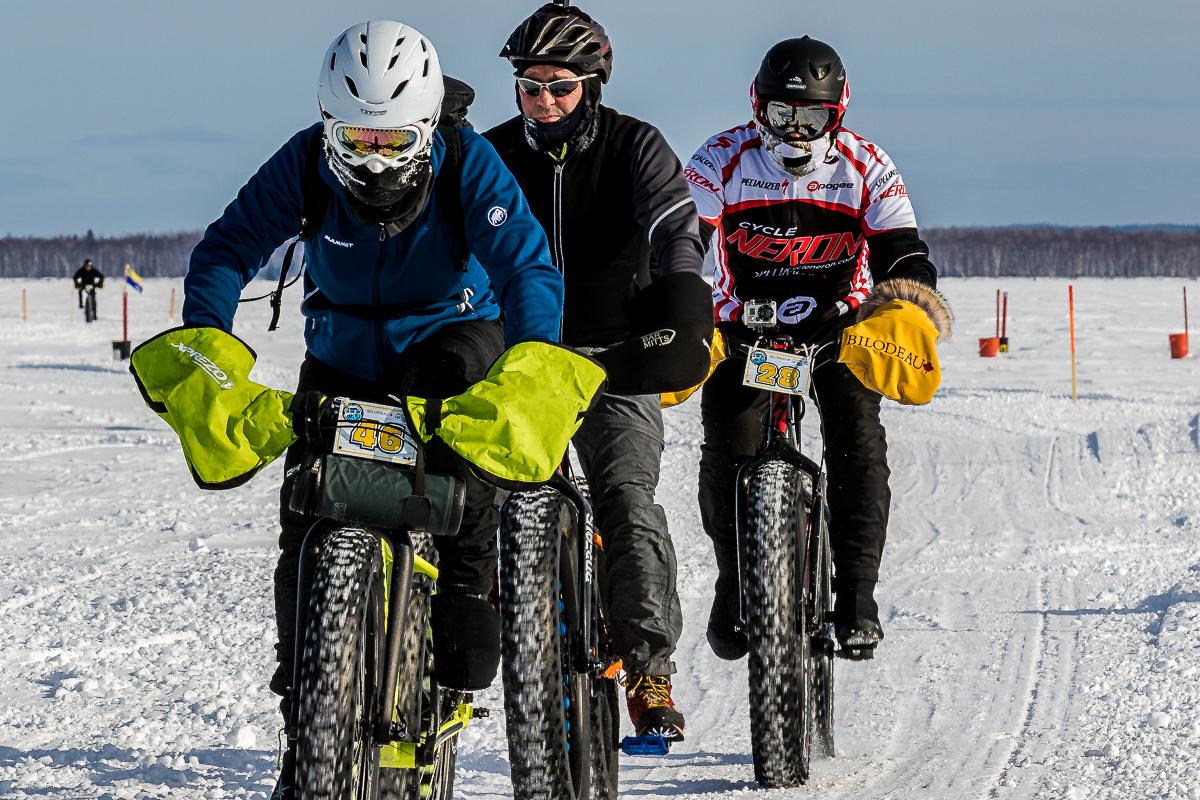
left=751, top=37, right=849, bottom=176
left=752, top=36, right=849, bottom=141
left=500, top=3, right=613, bottom=83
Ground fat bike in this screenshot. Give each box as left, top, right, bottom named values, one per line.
left=735, top=300, right=837, bottom=788
left=286, top=395, right=484, bottom=800
left=498, top=468, right=621, bottom=800
left=81, top=285, right=99, bottom=322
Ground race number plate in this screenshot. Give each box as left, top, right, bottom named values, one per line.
left=332, top=400, right=418, bottom=466
left=743, top=346, right=810, bottom=395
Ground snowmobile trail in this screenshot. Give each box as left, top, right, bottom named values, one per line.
left=1, top=278, right=1199, bottom=799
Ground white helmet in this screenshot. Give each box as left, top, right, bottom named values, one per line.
left=318, top=21, right=444, bottom=202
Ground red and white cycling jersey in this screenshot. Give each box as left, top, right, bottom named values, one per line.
left=687, top=122, right=919, bottom=337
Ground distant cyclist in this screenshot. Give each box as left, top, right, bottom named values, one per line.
left=686, top=37, right=952, bottom=662
left=177, top=21, right=563, bottom=800
left=73, top=259, right=104, bottom=319
left=484, top=3, right=712, bottom=744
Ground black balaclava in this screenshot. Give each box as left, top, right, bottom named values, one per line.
left=517, top=71, right=602, bottom=159
left=325, top=141, right=435, bottom=230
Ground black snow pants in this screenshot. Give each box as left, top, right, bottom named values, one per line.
left=697, top=328, right=891, bottom=597
left=269, top=320, right=505, bottom=727
left=573, top=393, right=682, bottom=676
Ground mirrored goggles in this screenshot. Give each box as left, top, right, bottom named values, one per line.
left=516, top=73, right=596, bottom=98
left=764, top=101, right=836, bottom=141
left=333, top=124, right=422, bottom=160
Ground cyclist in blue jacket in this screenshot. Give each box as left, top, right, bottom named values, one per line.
left=181, top=22, right=563, bottom=799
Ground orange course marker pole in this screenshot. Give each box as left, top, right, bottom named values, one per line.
left=1185, top=286, right=1190, bottom=335
left=169, top=287, right=176, bottom=321
left=1069, top=285, right=1078, bottom=403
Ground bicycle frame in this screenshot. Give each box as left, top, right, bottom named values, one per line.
left=733, top=337, right=835, bottom=638
left=293, top=521, right=484, bottom=770
left=548, top=470, right=606, bottom=677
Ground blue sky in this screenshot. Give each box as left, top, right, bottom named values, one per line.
left=1, top=0, right=1197, bottom=236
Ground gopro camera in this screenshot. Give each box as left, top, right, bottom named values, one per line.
left=743, top=299, right=778, bottom=330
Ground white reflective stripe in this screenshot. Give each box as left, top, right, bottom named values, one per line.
left=887, top=251, right=923, bottom=273
left=302, top=287, right=321, bottom=303
left=646, top=197, right=694, bottom=244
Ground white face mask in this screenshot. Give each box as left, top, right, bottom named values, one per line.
left=762, top=129, right=834, bottom=176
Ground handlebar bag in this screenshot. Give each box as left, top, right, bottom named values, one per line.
left=288, top=451, right=465, bottom=537
left=129, top=326, right=297, bottom=489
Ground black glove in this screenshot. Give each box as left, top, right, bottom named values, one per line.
left=592, top=271, right=714, bottom=395
left=431, top=592, right=501, bottom=691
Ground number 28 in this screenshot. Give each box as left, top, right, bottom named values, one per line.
left=755, top=362, right=800, bottom=389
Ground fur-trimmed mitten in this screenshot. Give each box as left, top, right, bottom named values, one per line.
left=838, top=278, right=954, bottom=405
left=856, top=278, right=953, bottom=342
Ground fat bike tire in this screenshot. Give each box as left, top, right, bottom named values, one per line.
left=294, top=526, right=386, bottom=800
left=500, top=488, right=591, bottom=800
left=84, top=293, right=96, bottom=323
left=743, top=459, right=812, bottom=788
left=379, top=534, right=455, bottom=800
left=809, top=498, right=836, bottom=759
left=809, top=638, right=835, bottom=759
left=588, top=676, right=620, bottom=799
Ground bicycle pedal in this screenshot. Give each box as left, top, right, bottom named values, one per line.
left=836, top=644, right=876, bottom=661
left=620, top=734, right=671, bottom=756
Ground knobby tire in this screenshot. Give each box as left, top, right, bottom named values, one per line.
left=743, top=459, right=813, bottom=788
left=809, top=494, right=836, bottom=759
left=499, top=488, right=591, bottom=800
left=295, top=527, right=386, bottom=800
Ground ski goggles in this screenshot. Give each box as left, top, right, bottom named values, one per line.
left=763, top=101, right=837, bottom=141
left=516, top=73, right=596, bottom=98
left=332, top=124, right=422, bottom=160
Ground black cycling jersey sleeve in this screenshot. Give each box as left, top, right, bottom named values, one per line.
left=865, top=227, right=937, bottom=288
left=698, top=218, right=717, bottom=254
left=627, top=122, right=705, bottom=281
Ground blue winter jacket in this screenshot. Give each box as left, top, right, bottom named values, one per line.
left=183, top=123, right=563, bottom=382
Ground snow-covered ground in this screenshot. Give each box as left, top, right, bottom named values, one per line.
left=1, top=277, right=1197, bottom=799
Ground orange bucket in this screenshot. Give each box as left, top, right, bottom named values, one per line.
left=979, top=337, right=1000, bottom=357
left=1169, top=333, right=1188, bottom=359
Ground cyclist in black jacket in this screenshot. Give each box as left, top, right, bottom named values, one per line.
left=484, top=3, right=708, bottom=743
left=73, top=259, right=104, bottom=306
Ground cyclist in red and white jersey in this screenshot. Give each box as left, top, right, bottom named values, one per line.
left=687, top=36, right=948, bottom=661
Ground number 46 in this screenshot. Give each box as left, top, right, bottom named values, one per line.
left=350, top=422, right=406, bottom=453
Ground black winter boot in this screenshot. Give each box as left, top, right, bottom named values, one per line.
left=706, top=571, right=747, bottom=661
left=431, top=592, right=501, bottom=690
left=834, top=578, right=884, bottom=660
left=271, top=745, right=295, bottom=800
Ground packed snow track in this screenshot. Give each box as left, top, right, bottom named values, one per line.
left=1, top=277, right=1197, bottom=799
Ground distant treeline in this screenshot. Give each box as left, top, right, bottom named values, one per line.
left=0, top=230, right=204, bottom=279
left=924, top=227, right=1199, bottom=278
left=1, top=226, right=1197, bottom=279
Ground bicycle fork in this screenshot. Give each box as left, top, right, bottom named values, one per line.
left=290, top=522, right=417, bottom=743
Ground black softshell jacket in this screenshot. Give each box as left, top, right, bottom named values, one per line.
left=484, top=105, right=704, bottom=347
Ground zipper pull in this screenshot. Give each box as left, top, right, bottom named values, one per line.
left=379, top=224, right=386, bottom=242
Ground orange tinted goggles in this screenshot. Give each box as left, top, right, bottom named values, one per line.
left=334, top=125, right=420, bottom=159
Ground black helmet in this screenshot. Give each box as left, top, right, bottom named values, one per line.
left=500, top=3, right=613, bottom=84
left=83, top=259, right=93, bottom=266
left=752, top=36, right=849, bottom=141
left=755, top=36, right=845, bottom=104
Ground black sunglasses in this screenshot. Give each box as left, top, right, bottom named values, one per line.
left=516, top=74, right=595, bottom=98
